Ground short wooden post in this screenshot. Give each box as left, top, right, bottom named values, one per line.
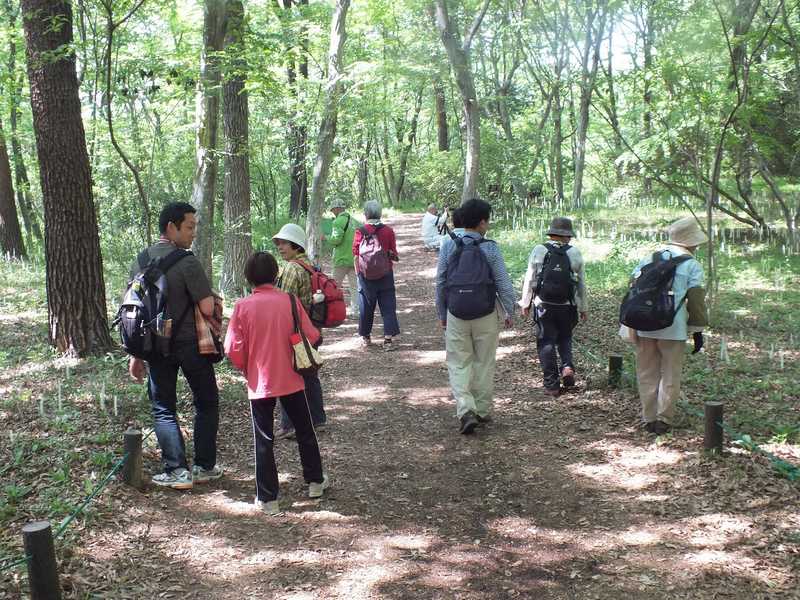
left=704, top=402, right=724, bottom=453
left=608, top=354, right=623, bottom=388
left=22, top=521, right=61, bottom=600
left=123, top=429, right=144, bottom=490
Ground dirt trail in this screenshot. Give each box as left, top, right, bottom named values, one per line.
left=89, top=214, right=797, bottom=600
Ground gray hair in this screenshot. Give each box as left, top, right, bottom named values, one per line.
left=363, top=200, right=382, bottom=220
left=427, top=203, right=437, bottom=211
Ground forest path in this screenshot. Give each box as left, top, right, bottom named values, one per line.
left=109, top=213, right=796, bottom=600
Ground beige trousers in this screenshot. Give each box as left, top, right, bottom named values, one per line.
left=445, top=309, right=500, bottom=419
left=634, top=337, right=686, bottom=425
left=332, top=265, right=359, bottom=316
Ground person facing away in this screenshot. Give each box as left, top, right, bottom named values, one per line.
left=224, top=252, right=329, bottom=515
left=449, top=207, right=465, bottom=238
left=435, top=198, right=517, bottom=434
left=519, top=217, right=588, bottom=396
left=128, top=202, right=222, bottom=490
left=272, top=223, right=327, bottom=439
left=325, top=197, right=361, bottom=318
left=629, top=216, right=708, bottom=436
left=352, top=200, right=401, bottom=351
left=421, top=203, right=447, bottom=250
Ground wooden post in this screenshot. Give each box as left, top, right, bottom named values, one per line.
left=704, top=402, right=724, bottom=453
left=123, top=429, right=144, bottom=490
left=22, top=521, right=61, bottom=600
left=608, top=354, right=623, bottom=388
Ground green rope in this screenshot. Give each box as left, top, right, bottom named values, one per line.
left=0, top=555, right=29, bottom=573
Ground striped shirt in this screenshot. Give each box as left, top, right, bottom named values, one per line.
left=435, top=231, right=517, bottom=321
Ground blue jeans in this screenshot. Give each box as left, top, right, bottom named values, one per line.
left=147, top=340, right=219, bottom=473
left=535, top=304, right=577, bottom=390
left=279, top=374, right=326, bottom=431
left=358, top=271, right=400, bottom=338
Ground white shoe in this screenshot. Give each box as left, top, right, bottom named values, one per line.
left=255, top=499, right=281, bottom=515
left=308, top=474, right=330, bottom=499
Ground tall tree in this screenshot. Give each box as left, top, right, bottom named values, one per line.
left=433, top=75, right=450, bottom=151
left=191, top=0, right=226, bottom=278
left=431, top=0, right=491, bottom=202
left=220, top=0, right=251, bottom=297
left=0, top=115, right=25, bottom=258
left=306, top=0, right=350, bottom=262
left=21, top=0, right=113, bottom=355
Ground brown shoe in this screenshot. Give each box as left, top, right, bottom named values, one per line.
left=561, top=366, right=576, bottom=388
left=544, top=387, right=561, bottom=397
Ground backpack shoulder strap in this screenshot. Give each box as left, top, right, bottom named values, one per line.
left=291, top=259, right=315, bottom=276
left=344, top=214, right=351, bottom=231
left=158, top=248, right=193, bottom=273
left=136, top=249, right=151, bottom=271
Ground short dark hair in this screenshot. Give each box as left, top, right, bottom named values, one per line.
left=451, top=207, right=463, bottom=228
left=460, top=198, right=491, bottom=229
left=245, top=252, right=279, bottom=287
left=159, top=202, right=196, bottom=234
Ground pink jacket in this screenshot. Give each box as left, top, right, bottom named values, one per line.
left=224, top=285, right=321, bottom=399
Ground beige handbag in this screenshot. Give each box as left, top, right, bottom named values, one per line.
left=289, top=294, right=323, bottom=375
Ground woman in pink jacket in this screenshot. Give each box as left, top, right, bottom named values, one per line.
left=224, top=252, right=329, bottom=515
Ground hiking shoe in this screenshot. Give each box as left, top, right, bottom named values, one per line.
left=654, top=421, right=672, bottom=435
left=383, top=338, right=397, bottom=352
left=361, top=336, right=372, bottom=348
left=255, top=499, right=281, bottom=516
left=459, top=411, right=479, bottom=434
left=544, top=387, right=561, bottom=397
left=152, top=468, right=193, bottom=490
left=476, top=414, right=493, bottom=424
left=274, top=427, right=296, bottom=440
left=644, top=421, right=657, bottom=434
left=561, top=366, right=576, bottom=388
left=308, top=474, right=330, bottom=499
left=192, top=465, right=223, bottom=484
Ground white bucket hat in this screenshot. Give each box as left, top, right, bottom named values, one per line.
left=272, top=223, right=307, bottom=250
left=668, top=216, right=708, bottom=248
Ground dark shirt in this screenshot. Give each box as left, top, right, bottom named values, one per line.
left=128, top=241, right=213, bottom=341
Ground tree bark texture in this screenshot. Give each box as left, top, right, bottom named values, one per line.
left=306, top=0, right=350, bottom=262
left=220, top=0, right=252, bottom=298
left=433, top=76, right=449, bottom=151
left=0, top=117, right=26, bottom=258
left=432, top=0, right=490, bottom=203
left=191, top=0, right=226, bottom=279
left=21, top=0, right=113, bottom=356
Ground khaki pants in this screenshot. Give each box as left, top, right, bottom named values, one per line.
left=634, top=337, right=686, bottom=425
left=332, top=265, right=359, bottom=316
left=445, top=309, right=500, bottom=419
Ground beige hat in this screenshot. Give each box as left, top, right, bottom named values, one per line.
left=329, top=197, right=346, bottom=209
left=272, top=223, right=307, bottom=249
left=668, top=216, right=708, bottom=247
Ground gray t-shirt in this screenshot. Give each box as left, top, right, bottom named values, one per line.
left=129, top=242, right=213, bottom=341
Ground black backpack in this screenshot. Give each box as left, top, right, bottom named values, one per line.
left=619, top=251, right=692, bottom=331
left=536, top=244, right=574, bottom=304
left=113, top=248, right=192, bottom=360
left=445, top=236, right=496, bottom=320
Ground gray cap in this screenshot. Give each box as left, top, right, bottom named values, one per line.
left=547, top=217, right=576, bottom=238
left=329, top=197, right=346, bottom=209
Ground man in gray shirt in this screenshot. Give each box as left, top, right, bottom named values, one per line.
left=128, top=202, right=221, bottom=489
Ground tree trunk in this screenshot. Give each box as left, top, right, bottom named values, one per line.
left=552, top=79, right=564, bottom=202
left=0, top=116, right=25, bottom=258
left=220, top=0, right=251, bottom=298
left=431, top=0, right=490, bottom=203
left=306, top=0, right=350, bottom=262
left=190, top=0, right=226, bottom=279
left=603, top=25, right=623, bottom=182
left=433, top=75, right=449, bottom=151
left=21, top=0, right=113, bottom=356
left=641, top=0, right=654, bottom=192
left=356, top=135, right=371, bottom=205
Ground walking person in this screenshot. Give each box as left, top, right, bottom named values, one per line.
left=272, top=223, right=327, bottom=439
left=127, top=202, right=222, bottom=489
left=326, top=197, right=360, bottom=318
left=352, top=200, right=401, bottom=351
left=225, top=252, right=329, bottom=515
left=625, top=216, right=708, bottom=435
left=436, top=198, right=517, bottom=434
left=519, top=217, right=588, bottom=396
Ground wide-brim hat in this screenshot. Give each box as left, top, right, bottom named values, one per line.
left=272, top=223, right=307, bottom=250
left=547, top=217, right=576, bottom=238
left=329, top=197, right=346, bottom=209
left=668, top=216, right=708, bottom=247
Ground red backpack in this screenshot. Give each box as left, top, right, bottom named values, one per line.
left=292, top=261, right=346, bottom=328
left=357, top=225, right=392, bottom=280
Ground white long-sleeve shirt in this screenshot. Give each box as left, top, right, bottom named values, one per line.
left=519, top=240, right=588, bottom=313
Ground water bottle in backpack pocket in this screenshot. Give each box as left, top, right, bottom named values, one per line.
left=619, top=251, right=692, bottom=331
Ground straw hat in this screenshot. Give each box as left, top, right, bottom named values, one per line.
left=272, top=223, right=307, bottom=249
left=547, top=217, right=576, bottom=238
left=329, top=197, right=346, bottom=210
left=668, top=216, right=708, bottom=248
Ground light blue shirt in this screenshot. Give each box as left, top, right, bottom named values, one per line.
left=435, top=231, right=517, bottom=321
left=632, top=245, right=704, bottom=341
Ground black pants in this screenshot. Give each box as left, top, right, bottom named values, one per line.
left=250, top=390, right=324, bottom=502
left=279, top=373, right=326, bottom=430
left=535, top=304, right=578, bottom=391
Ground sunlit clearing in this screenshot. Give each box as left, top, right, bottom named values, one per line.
left=684, top=549, right=756, bottom=569
left=568, top=441, right=682, bottom=490
left=332, top=386, right=388, bottom=401
left=619, top=528, right=660, bottom=546
left=402, top=387, right=451, bottom=406
left=386, top=533, right=434, bottom=550
left=684, top=513, right=754, bottom=548
left=413, top=350, right=446, bottom=365
left=292, top=510, right=358, bottom=522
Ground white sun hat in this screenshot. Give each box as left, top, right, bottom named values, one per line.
left=272, top=223, right=307, bottom=250
left=668, top=216, right=708, bottom=248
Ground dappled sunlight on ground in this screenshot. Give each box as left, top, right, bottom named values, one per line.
left=411, top=349, right=446, bottom=365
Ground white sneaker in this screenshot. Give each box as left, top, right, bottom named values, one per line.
left=308, top=474, right=330, bottom=499
left=255, top=499, right=281, bottom=516
left=192, top=465, right=223, bottom=483
left=152, top=468, right=193, bottom=490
